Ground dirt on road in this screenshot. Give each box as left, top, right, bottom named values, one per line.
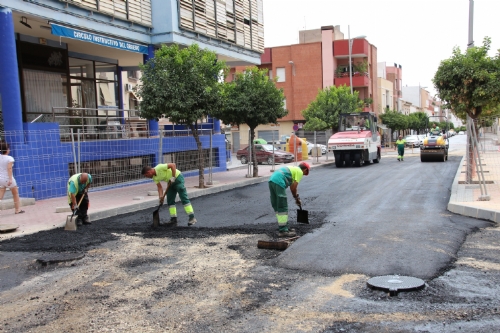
left=0, top=208, right=499, bottom=332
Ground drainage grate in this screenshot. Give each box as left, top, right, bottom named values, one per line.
left=367, top=275, right=425, bottom=296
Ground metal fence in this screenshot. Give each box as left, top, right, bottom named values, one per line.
left=462, top=116, right=499, bottom=201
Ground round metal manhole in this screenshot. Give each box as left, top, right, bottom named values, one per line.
left=36, top=253, right=85, bottom=266
left=0, top=224, right=19, bottom=233
left=367, top=275, right=425, bottom=296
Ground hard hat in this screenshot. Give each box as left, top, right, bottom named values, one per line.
left=299, top=162, right=310, bottom=174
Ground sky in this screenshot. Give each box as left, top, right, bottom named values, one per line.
left=262, top=0, right=500, bottom=97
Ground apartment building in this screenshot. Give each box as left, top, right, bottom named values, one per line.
left=227, top=25, right=378, bottom=149
left=0, top=0, right=263, bottom=200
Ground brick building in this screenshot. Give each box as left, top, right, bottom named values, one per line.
left=227, top=25, right=378, bottom=150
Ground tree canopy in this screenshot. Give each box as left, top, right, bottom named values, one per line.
left=137, top=44, right=228, bottom=188
left=211, top=67, right=286, bottom=177
left=302, top=85, right=362, bottom=132
left=433, top=37, right=500, bottom=121
left=379, top=110, right=408, bottom=136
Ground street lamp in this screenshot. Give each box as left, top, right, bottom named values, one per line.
left=348, top=25, right=367, bottom=95
left=288, top=60, right=295, bottom=76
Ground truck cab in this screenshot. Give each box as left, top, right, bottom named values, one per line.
left=328, top=112, right=381, bottom=167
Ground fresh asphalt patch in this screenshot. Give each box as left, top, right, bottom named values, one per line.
left=1, top=157, right=499, bottom=332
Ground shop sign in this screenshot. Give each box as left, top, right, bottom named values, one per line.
left=51, top=24, right=148, bottom=54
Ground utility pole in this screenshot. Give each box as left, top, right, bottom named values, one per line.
left=468, top=0, right=474, bottom=48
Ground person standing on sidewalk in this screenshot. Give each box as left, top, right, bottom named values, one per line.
left=67, top=172, right=92, bottom=225
left=142, top=163, right=197, bottom=226
left=268, top=162, right=310, bottom=237
left=0, top=142, right=24, bottom=214
left=395, top=135, right=406, bottom=161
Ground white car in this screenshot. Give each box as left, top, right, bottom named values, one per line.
left=404, top=135, right=421, bottom=147
left=305, top=141, right=327, bottom=155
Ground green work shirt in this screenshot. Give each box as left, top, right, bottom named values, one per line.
left=269, top=166, right=304, bottom=189
left=152, top=164, right=181, bottom=184
left=67, top=173, right=92, bottom=204
left=396, top=139, right=406, bottom=149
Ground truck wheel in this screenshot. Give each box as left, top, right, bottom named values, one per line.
left=344, top=154, right=352, bottom=167
left=240, top=156, right=248, bottom=164
left=354, top=153, right=361, bottom=167
left=335, top=154, right=343, bottom=167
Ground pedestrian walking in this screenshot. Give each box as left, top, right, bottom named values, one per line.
left=395, top=135, right=406, bottom=161
left=67, top=172, right=92, bottom=225
left=0, top=142, right=24, bottom=214
left=268, top=162, right=310, bottom=237
left=142, top=163, right=197, bottom=226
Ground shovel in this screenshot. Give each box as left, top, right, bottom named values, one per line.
left=297, top=204, right=309, bottom=224
left=152, top=181, right=171, bottom=228
left=65, top=192, right=86, bottom=231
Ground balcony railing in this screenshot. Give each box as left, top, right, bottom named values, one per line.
left=51, top=107, right=149, bottom=141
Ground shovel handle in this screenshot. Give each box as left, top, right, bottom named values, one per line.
left=71, top=191, right=87, bottom=216
left=159, top=181, right=172, bottom=205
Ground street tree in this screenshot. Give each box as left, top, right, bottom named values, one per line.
left=138, top=44, right=228, bottom=188
left=433, top=37, right=500, bottom=181
left=302, top=85, right=362, bottom=132
left=212, top=67, right=286, bottom=177
left=379, top=110, right=408, bottom=139
left=433, top=37, right=500, bottom=121
left=408, top=112, right=428, bottom=134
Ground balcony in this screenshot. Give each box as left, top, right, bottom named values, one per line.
left=333, top=39, right=369, bottom=58
left=334, top=72, right=370, bottom=88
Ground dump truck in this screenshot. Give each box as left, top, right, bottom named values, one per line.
left=420, top=117, right=449, bottom=162
left=328, top=112, right=381, bottom=167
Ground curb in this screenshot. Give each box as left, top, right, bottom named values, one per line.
left=447, top=156, right=499, bottom=223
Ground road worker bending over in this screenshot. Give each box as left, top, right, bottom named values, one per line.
left=268, top=162, right=310, bottom=237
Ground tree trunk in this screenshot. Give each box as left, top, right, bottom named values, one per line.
left=190, top=123, right=205, bottom=188
left=250, top=128, right=258, bottom=177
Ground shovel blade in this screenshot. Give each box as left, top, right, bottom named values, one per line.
left=297, top=209, right=309, bottom=224
left=152, top=208, right=160, bottom=228
left=65, top=215, right=77, bottom=231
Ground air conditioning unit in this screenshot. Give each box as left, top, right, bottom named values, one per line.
left=125, top=83, right=133, bottom=92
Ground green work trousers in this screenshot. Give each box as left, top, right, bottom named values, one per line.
left=269, top=181, right=290, bottom=231
left=166, top=174, right=194, bottom=218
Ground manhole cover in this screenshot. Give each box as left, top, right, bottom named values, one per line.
left=367, top=275, right=425, bottom=296
left=36, top=253, right=85, bottom=266
left=0, top=224, right=19, bottom=233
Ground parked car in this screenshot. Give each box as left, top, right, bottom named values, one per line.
left=404, top=135, right=421, bottom=147
left=458, top=131, right=465, bottom=135
left=305, top=141, right=327, bottom=155
left=236, top=144, right=294, bottom=164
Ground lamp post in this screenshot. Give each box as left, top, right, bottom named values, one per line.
left=348, top=25, right=367, bottom=95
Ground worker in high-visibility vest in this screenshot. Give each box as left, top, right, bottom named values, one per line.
left=268, top=162, right=310, bottom=237
left=395, top=135, right=406, bottom=161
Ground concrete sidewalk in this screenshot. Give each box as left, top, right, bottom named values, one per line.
left=1, top=149, right=498, bottom=240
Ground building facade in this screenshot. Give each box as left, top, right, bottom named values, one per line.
left=0, top=0, right=263, bottom=200
left=227, top=25, right=378, bottom=149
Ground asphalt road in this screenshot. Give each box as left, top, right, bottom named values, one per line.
left=1, top=135, right=499, bottom=332
left=192, top=153, right=489, bottom=279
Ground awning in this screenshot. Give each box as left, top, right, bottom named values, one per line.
left=51, top=24, right=149, bottom=54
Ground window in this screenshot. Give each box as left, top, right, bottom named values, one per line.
left=268, top=70, right=273, bottom=80
left=283, top=98, right=287, bottom=110
left=127, top=70, right=138, bottom=79
left=276, top=68, right=285, bottom=82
